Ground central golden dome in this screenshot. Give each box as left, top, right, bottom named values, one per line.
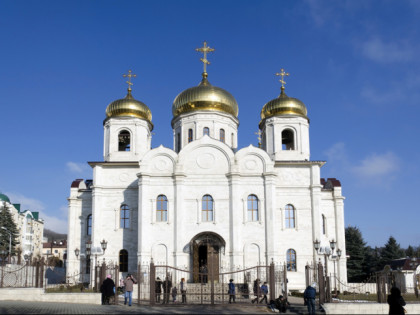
left=172, top=73, right=238, bottom=118
left=105, top=88, right=153, bottom=127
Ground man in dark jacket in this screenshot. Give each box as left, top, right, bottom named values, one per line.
left=100, top=275, right=115, bottom=305
left=155, top=277, right=163, bottom=303
left=124, top=273, right=137, bottom=306
left=303, top=282, right=317, bottom=315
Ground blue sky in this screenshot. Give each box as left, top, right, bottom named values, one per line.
left=1, top=1, right=419, bottom=248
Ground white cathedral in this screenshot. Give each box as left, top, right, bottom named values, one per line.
left=67, top=42, right=347, bottom=290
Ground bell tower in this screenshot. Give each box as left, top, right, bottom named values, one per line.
left=103, top=70, right=153, bottom=162
left=259, top=69, right=310, bottom=161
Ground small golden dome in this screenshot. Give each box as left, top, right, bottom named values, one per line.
left=105, top=88, right=152, bottom=124
left=260, top=87, right=308, bottom=121
left=172, top=73, right=238, bottom=118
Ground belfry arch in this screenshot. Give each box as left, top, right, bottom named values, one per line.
left=190, top=232, right=225, bottom=283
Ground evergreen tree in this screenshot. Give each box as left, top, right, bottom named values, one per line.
left=345, top=226, right=366, bottom=282
left=406, top=245, right=415, bottom=257
left=362, top=246, right=381, bottom=279
left=379, top=236, right=405, bottom=269
left=0, top=203, right=20, bottom=259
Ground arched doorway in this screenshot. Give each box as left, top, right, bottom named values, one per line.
left=190, top=232, right=225, bottom=283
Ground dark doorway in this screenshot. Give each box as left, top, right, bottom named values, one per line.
left=191, top=232, right=225, bottom=283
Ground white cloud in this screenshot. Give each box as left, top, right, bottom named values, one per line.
left=324, top=142, right=347, bottom=163
left=352, top=152, right=400, bottom=177
left=361, top=38, right=414, bottom=63
left=4, top=192, right=68, bottom=234
left=66, top=161, right=88, bottom=174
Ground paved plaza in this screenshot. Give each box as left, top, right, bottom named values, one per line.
left=0, top=297, right=309, bottom=314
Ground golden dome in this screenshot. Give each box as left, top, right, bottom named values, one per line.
left=260, top=87, right=308, bottom=121
left=172, top=73, right=238, bottom=118
left=105, top=88, right=153, bottom=125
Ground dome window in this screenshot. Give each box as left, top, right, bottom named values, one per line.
left=203, top=127, right=210, bottom=137
left=219, top=129, right=225, bottom=143
left=118, top=130, right=131, bottom=151
left=188, top=129, right=193, bottom=143
left=282, top=129, right=295, bottom=150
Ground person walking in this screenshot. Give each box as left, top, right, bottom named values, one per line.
left=387, top=286, right=406, bottom=315
left=260, top=281, right=268, bottom=304
left=180, top=278, right=187, bottom=303
left=162, top=276, right=172, bottom=304
left=155, top=277, right=162, bottom=303
left=100, top=275, right=115, bottom=305
left=171, top=286, right=178, bottom=303
left=251, top=278, right=261, bottom=304
left=304, top=282, right=317, bottom=315
left=123, top=273, right=137, bottom=306
left=228, top=279, right=236, bottom=303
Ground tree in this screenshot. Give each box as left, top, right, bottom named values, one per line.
left=363, top=246, right=381, bottom=278
left=379, top=236, right=405, bottom=269
left=0, top=203, right=20, bottom=260
left=345, top=226, right=366, bottom=282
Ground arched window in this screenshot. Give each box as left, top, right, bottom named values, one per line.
left=231, top=133, right=234, bottom=147
left=177, top=132, right=181, bottom=152
left=219, top=129, right=225, bottom=143
left=120, top=204, right=130, bottom=229
left=188, top=129, right=193, bottom=143
left=118, top=130, right=131, bottom=151
left=119, top=249, right=128, bottom=272
left=322, top=214, right=326, bottom=235
left=203, top=127, right=210, bottom=137
left=281, top=129, right=295, bottom=150
left=247, top=195, right=259, bottom=221
left=287, top=249, right=297, bottom=271
left=202, top=195, right=213, bottom=222
left=87, top=214, right=92, bottom=235
left=156, top=195, right=168, bottom=222
left=285, top=204, right=295, bottom=228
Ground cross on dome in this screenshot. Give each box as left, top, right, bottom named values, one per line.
left=195, top=41, right=215, bottom=75
left=123, top=69, right=137, bottom=91
left=275, top=68, right=290, bottom=90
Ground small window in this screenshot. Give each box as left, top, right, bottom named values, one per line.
left=231, top=133, right=234, bottom=147
left=281, top=129, right=295, bottom=150
left=120, top=204, right=130, bottom=229
left=322, top=215, right=326, bottom=235
left=286, top=249, right=297, bottom=271
left=156, top=195, right=168, bottom=222
left=285, top=204, right=295, bottom=228
left=177, top=133, right=181, bottom=152
left=203, top=127, right=210, bottom=137
left=247, top=195, right=259, bottom=221
left=220, top=129, right=225, bottom=143
left=202, top=195, right=213, bottom=222
left=188, top=129, right=193, bottom=143
left=118, top=130, right=131, bottom=151
left=119, top=249, right=128, bottom=272
left=87, top=214, right=92, bottom=236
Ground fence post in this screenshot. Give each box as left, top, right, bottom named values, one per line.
left=40, top=259, right=45, bottom=289
left=114, top=264, right=119, bottom=305
left=138, top=263, right=141, bottom=306
left=150, top=261, right=156, bottom=305
left=325, top=276, right=331, bottom=302
left=35, top=260, right=40, bottom=288
left=1, top=263, right=3, bottom=288
left=283, top=262, right=288, bottom=297
left=269, top=262, right=275, bottom=301
left=305, top=264, right=310, bottom=288
left=318, top=261, right=325, bottom=305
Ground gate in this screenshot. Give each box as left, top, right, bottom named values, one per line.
left=143, top=261, right=285, bottom=305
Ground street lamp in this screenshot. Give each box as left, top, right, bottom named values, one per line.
left=74, top=248, right=80, bottom=258
left=332, top=248, right=342, bottom=296
left=1, top=227, right=12, bottom=264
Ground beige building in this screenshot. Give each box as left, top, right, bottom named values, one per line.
left=42, top=240, right=67, bottom=264
left=0, top=193, right=44, bottom=263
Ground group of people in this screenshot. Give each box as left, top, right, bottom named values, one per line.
left=100, top=273, right=137, bottom=306
left=250, top=278, right=269, bottom=304
left=155, top=276, right=187, bottom=304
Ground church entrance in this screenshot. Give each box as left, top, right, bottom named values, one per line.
left=191, top=232, right=225, bottom=283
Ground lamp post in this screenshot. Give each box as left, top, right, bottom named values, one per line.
left=1, top=227, right=12, bottom=264
left=410, top=257, right=419, bottom=298
left=332, top=248, right=342, bottom=296
left=85, top=239, right=107, bottom=287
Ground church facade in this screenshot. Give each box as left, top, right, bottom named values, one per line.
left=67, top=43, right=347, bottom=290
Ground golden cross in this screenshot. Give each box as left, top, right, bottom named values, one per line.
left=255, top=130, right=262, bottom=148
left=275, top=68, right=290, bottom=88
left=123, top=69, right=137, bottom=90
left=195, top=41, right=215, bottom=74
